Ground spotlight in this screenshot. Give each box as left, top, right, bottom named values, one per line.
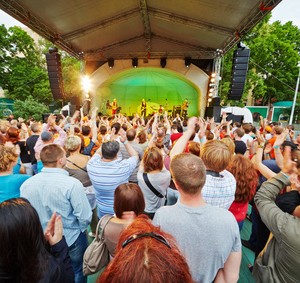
left=132, top=58, right=138, bottom=68
left=160, top=57, right=167, bottom=68
left=108, top=58, right=114, bottom=68
left=185, top=57, right=191, bottom=68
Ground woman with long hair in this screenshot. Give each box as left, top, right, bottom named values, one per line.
left=227, top=154, right=258, bottom=230
left=137, top=146, right=171, bottom=219
left=98, top=215, right=193, bottom=283
left=0, top=198, right=74, bottom=282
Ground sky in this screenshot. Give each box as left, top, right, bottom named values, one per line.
left=0, top=0, right=299, bottom=28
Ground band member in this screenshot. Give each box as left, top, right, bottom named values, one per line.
left=158, top=105, right=164, bottom=114
left=182, top=99, right=189, bottom=117
left=106, top=100, right=111, bottom=109
left=141, top=99, right=147, bottom=116
left=111, top=98, right=117, bottom=115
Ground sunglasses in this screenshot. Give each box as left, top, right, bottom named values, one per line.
left=122, top=232, right=171, bottom=249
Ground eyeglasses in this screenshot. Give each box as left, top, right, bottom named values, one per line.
left=122, top=232, right=171, bottom=249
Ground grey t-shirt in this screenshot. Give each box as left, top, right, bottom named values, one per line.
left=137, top=168, right=171, bottom=213
left=153, top=202, right=241, bottom=283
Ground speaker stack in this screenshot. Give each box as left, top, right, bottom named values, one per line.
left=46, top=48, right=65, bottom=101
left=228, top=46, right=250, bottom=100
left=204, top=97, right=221, bottom=122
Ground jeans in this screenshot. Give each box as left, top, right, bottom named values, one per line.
left=68, top=232, right=88, bottom=283
left=32, top=163, right=38, bottom=175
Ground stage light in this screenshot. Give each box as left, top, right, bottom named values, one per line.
left=132, top=58, right=138, bottom=68
left=108, top=58, right=114, bottom=68
left=208, top=98, right=212, bottom=102
left=185, top=57, right=191, bottom=68
left=81, top=75, right=91, bottom=93
left=160, top=57, right=167, bottom=68
left=211, top=73, right=216, bottom=78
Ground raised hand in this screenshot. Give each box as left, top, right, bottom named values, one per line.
left=44, top=212, right=63, bottom=246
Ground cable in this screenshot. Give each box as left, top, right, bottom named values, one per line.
left=250, top=59, right=295, bottom=92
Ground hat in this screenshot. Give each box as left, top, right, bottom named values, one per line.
left=41, top=131, right=53, bottom=141
left=265, top=125, right=272, bottom=133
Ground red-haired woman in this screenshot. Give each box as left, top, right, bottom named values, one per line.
left=98, top=215, right=193, bottom=283
left=137, top=146, right=171, bottom=219
left=227, top=154, right=258, bottom=231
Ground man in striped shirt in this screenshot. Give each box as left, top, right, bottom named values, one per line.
left=87, top=135, right=138, bottom=218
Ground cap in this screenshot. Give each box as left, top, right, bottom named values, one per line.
left=41, top=131, right=53, bottom=141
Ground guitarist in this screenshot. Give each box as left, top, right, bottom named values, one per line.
left=111, top=98, right=117, bottom=115
left=181, top=99, right=189, bottom=118
left=141, top=98, right=147, bottom=117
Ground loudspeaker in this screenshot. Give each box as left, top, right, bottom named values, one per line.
left=211, top=97, right=221, bottom=106
left=205, top=106, right=221, bottom=122
left=228, top=47, right=250, bottom=100
left=46, top=52, right=64, bottom=100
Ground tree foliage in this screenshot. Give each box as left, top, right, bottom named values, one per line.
left=219, top=17, right=300, bottom=106
left=13, top=95, right=49, bottom=121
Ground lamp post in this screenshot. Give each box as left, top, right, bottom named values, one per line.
left=289, top=62, right=300, bottom=125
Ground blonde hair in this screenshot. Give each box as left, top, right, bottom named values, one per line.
left=64, top=135, right=82, bottom=152
left=201, top=140, right=231, bottom=172
left=0, top=145, right=18, bottom=172
left=221, top=137, right=235, bottom=156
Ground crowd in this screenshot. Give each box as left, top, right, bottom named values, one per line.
left=0, top=108, right=300, bottom=283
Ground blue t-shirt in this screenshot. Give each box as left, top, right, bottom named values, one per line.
left=0, top=174, right=31, bottom=202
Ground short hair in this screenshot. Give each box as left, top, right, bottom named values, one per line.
left=64, top=135, right=81, bottom=152
left=205, top=130, right=214, bottom=140
left=6, top=127, right=19, bottom=144
left=187, top=141, right=200, bottom=156
left=40, top=144, right=65, bottom=167
left=99, top=125, right=107, bottom=135
left=137, top=131, right=147, bottom=144
left=200, top=140, right=231, bottom=172
left=98, top=215, right=193, bottom=283
left=221, top=137, right=235, bottom=156
left=143, top=147, right=163, bottom=172
left=111, top=122, right=121, bottom=134
left=101, top=141, right=119, bottom=159
left=170, top=153, right=206, bottom=195
left=114, top=183, right=145, bottom=218
left=274, top=126, right=283, bottom=135
left=0, top=145, right=18, bottom=172
left=0, top=198, right=48, bottom=282
left=126, top=128, right=136, bottom=141
left=30, top=122, right=41, bottom=133
left=242, top=124, right=252, bottom=134
left=82, top=125, right=91, bottom=136
left=234, top=128, right=244, bottom=138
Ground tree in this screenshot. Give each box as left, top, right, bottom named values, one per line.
left=13, top=95, right=49, bottom=121
left=219, top=16, right=300, bottom=106
left=0, top=25, right=53, bottom=104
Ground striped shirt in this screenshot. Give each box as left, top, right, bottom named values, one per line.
left=20, top=167, right=92, bottom=246
left=87, top=154, right=138, bottom=217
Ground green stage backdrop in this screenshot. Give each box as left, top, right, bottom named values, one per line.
left=94, top=67, right=200, bottom=116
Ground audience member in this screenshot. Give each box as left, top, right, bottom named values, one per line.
left=20, top=144, right=92, bottom=283
left=98, top=215, right=193, bottom=283
left=137, top=146, right=171, bottom=219
left=0, top=145, right=30, bottom=202
left=153, top=152, right=241, bottom=282
left=0, top=198, right=74, bottom=283
left=87, top=132, right=139, bottom=218
left=101, top=183, right=145, bottom=257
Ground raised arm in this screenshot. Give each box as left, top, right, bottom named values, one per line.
left=170, top=117, right=197, bottom=160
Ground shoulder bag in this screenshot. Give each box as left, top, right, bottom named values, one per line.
left=83, top=215, right=113, bottom=275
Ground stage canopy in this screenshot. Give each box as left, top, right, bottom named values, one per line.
left=95, top=67, right=199, bottom=116
left=0, top=0, right=281, bottom=67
